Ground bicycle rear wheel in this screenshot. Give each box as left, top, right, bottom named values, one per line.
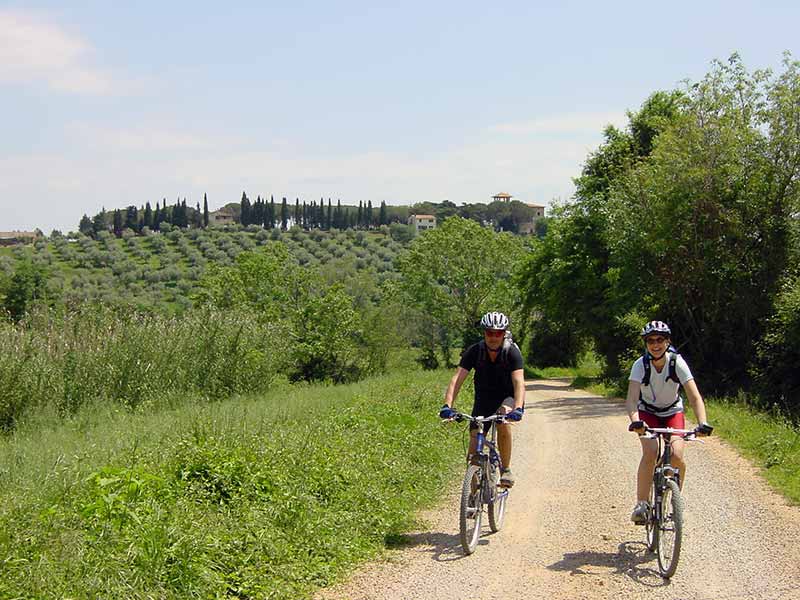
left=459, top=464, right=483, bottom=554
left=487, top=469, right=507, bottom=532
left=645, top=482, right=657, bottom=552
left=656, top=478, right=684, bottom=578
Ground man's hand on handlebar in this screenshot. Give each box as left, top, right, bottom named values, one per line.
left=506, top=407, right=524, bottom=422
left=439, top=404, right=457, bottom=420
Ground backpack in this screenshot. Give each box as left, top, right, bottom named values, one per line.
left=641, top=346, right=681, bottom=386
left=476, top=331, right=518, bottom=369
left=639, top=346, right=682, bottom=413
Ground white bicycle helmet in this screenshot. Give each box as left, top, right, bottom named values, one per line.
left=480, top=311, right=509, bottom=330
left=641, top=320, right=671, bottom=338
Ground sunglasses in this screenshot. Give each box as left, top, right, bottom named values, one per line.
left=645, top=336, right=667, bottom=345
left=484, top=329, right=505, bottom=338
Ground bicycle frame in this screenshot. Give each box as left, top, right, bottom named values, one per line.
left=449, top=412, right=511, bottom=554
left=640, top=426, right=698, bottom=578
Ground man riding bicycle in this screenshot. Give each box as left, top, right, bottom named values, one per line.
left=625, top=320, right=713, bottom=524
left=439, top=311, right=526, bottom=488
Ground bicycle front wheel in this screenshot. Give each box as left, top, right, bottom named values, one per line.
left=656, top=478, right=684, bottom=578
left=487, top=469, right=507, bottom=532
left=459, top=464, right=483, bottom=554
left=645, top=482, right=657, bottom=552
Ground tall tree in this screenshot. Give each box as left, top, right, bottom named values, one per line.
left=398, top=216, right=524, bottom=350
left=240, top=192, right=251, bottom=226
left=78, top=214, right=93, bottom=236
left=203, top=193, right=209, bottom=228
left=112, top=209, right=123, bottom=236
left=280, top=197, right=289, bottom=230
left=124, top=206, right=139, bottom=231
left=144, top=202, right=153, bottom=230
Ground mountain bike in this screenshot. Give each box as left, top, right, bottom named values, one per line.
left=447, top=413, right=510, bottom=555
left=640, top=426, right=701, bottom=578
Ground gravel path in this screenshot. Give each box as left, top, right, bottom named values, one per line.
left=315, top=379, right=800, bottom=600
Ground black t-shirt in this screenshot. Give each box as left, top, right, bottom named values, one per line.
left=459, top=340, right=524, bottom=404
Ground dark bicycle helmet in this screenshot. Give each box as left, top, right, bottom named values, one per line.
left=641, top=320, right=671, bottom=338
left=480, top=311, right=509, bottom=330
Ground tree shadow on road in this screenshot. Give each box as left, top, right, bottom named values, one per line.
left=524, top=379, right=572, bottom=392
left=547, top=541, right=671, bottom=589
left=529, top=395, right=623, bottom=420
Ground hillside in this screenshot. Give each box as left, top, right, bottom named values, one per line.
left=0, top=226, right=408, bottom=314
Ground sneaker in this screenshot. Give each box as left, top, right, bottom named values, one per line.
left=499, top=468, right=515, bottom=488
left=630, top=500, right=650, bottom=525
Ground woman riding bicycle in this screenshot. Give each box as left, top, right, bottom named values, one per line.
left=625, top=320, right=713, bottom=524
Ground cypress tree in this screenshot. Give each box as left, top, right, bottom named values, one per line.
left=124, top=205, right=138, bottom=231
left=113, top=209, right=123, bottom=236
left=144, top=202, right=153, bottom=230
left=153, top=201, right=162, bottom=231
left=379, top=200, right=387, bottom=225
left=241, top=191, right=251, bottom=226
left=358, top=201, right=363, bottom=228
left=268, top=196, right=276, bottom=229
left=281, top=197, right=288, bottom=230
left=294, top=198, right=301, bottom=228
left=203, top=193, right=209, bottom=227
left=79, top=214, right=93, bottom=236
left=327, top=199, right=332, bottom=230
left=367, top=200, right=373, bottom=229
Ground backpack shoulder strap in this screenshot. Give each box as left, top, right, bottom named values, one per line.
left=667, top=351, right=680, bottom=384
left=641, top=353, right=651, bottom=386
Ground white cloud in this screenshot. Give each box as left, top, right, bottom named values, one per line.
left=65, top=122, right=228, bottom=152
left=0, top=9, right=116, bottom=94
left=489, top=111, right=628, bottom=135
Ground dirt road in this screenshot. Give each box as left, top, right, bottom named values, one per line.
left=316, top=379, right=800, bottom=600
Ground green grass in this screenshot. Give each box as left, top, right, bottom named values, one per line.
left=0, top=369, right=463, bottom=599
left=695, top=398, right=800, bottom=505
left=524, top=351, right=603, bottom=386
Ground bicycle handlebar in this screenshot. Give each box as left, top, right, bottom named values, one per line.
left=444, top=412, right=508, bottom=424
left=638, top=425, right=701, bottom=440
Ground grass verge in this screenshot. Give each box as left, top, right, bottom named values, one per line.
left=697, top=398, right=800, bottom=505
left=0, top=369, right=462, bottom=599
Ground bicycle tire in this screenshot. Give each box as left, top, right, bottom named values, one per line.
left=656, top=478, right=684, bottom=578
left=645, top=481, right=657, bottom=552
left=487, top=466, right=507, bottom=532
left=459, top=464, right=483, bottom=554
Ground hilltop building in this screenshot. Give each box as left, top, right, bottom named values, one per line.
left=0, top=230, right=42, bottom=246
left=408, top=214, right=436, bottom=233
left=209, top=208, right=235, bottom=227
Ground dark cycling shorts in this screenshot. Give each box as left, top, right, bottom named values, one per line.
left=640, top=410, right=685, bottom=430
left=470, top=396, right=516, bottom=431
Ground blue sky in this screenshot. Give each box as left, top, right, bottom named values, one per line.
left=2, top=1, right=799, bottom=233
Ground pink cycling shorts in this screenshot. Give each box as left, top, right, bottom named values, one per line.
left=640, top=410, right=685, bottom=430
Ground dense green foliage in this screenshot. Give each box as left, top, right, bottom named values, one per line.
left=397, top=216, right=526, bottom=364
left=0, top=307, right=283, bottom=431
left=518, top=54, right=800, bottom=419
left=0, top=370, right=464, bottom=599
